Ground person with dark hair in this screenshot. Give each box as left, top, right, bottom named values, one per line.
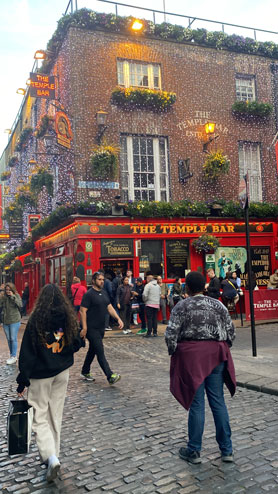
left=165, top=271, right=236, bottom=465
left=221, top=272, right=239, bottom=308
left=16, top=284, right=85, bottom=482
left=80, top=271, right=123, bottom=383
left=0, top=282, right=22, bottom=365
left=98, top=269, right=113, bottom=330
left=132, top=277, right=147, bottom=334
left=116, top=276, right=133, bottom=334
left=172, top=277, right=184, bottom=305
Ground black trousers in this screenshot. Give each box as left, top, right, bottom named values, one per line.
left=119, top=304, right=131, bottom=330
left=146, top=306, right=158, bottom=335
left=138, top=303, right=146, bottom=329
left=82, top=330, right=112, bottom=379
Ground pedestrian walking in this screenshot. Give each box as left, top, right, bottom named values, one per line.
left=116, top=276, right=133, bottom=334
left=132, top=277, right=147, bottom=334
left=0, top=282, right=22, bottom=365
left=157, top=275, right=169, bottom=324
left=21, top=282, right=29, bottom=316
left=165, top=271, right=236, bottom=464
left=205, top=268, right=220, bottom=299
left=16, top=284, right=85, bottom=482
left=99, top=269, right=113, bottom=330
left=70, top=276, right=87, bottom=313
left=80, top=271, right=123, bottom=383
left=143, top=274, right=161, bottom=337
left=127, top=269, right=138, bottom=326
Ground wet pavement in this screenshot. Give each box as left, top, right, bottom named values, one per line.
left=0, top=321, right=278, bottom=493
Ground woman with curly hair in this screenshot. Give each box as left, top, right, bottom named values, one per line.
left=0, top=282, right=22, bottom=365
left=16, top=284, right=84, bottom=483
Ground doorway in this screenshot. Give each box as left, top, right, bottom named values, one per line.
left=100, top=259, right=134, bottom=279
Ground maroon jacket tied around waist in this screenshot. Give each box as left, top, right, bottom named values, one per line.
left=170, top=340, right=236, bottom=411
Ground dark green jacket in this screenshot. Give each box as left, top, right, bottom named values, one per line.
left=0, top=293, right=22, bottom=324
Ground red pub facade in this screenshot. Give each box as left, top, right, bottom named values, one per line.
left=15, top=215, right=278, bottom=312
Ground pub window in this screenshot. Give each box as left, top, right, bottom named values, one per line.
left=238, top=141, right=262, bottom=202
left=120, top=136, right=169, bottom=202
left=139, top=240, right=164, bottom=276
left=117, top=60, right=161, bottom=90
left=166, top=240, right=190, bottom=279
left=235, top=75, right=256, bottom=101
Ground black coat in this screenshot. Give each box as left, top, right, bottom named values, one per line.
left=207, top=276, right=220, bottom=299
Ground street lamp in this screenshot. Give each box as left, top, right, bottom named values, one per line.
left=131, top=19, right=144, bottom=31
left=16, top=88, right=26, bottom=96
left=34, top=49, right=47, bottom=60
left=96, top=110, right=108, bottom=144
left=203, top=121, right=219, bottom=153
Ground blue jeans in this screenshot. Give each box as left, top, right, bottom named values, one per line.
left=3, top=321, right=21, bottom=357
left=188, top=362, right=232, bottom=456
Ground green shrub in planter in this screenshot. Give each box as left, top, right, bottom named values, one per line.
left=111, top=87, right=176, bottom=111
left=30, top=168, right=54, bottom=196
left=15, top=127, right=33, bottom=152
left=232, top=100, right=272, bottom=117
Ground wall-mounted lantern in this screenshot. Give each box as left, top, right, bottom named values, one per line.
left=203, top=121, right=219, bottom=153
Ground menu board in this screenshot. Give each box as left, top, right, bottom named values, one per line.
left=166, top=240, right=189, bottom=278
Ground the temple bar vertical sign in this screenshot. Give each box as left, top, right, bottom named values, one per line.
left=29, top=73, right=55, bottom=99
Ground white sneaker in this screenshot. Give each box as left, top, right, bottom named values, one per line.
left=123, top=330, right=129, bottom=334
left=105, top=327, right=113, bottom=331
left=46, top=456, right=60, bottom=482
left=127, top=329, right=132, bottom=333
left=133, top=320, right=138, bottom=325
left=6, top=357, right=17, bottom=365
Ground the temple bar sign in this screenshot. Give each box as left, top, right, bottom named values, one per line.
left=130, top=223, right=273, bottom=235
left=29, top=73, right=55, bottom=99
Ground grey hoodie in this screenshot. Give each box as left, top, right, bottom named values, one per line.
left=143, top=280, right=161, bottom=306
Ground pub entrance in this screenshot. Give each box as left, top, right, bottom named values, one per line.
left=100, top=259, right=134, bottom=279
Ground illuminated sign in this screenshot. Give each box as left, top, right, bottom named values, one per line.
left=28, top=214, right=41, bottom=232
left=78, top=222, right=273, bottom=236
left=29, top=72, right=55, bottom=99
left=55, top=112, right=73, bottom=149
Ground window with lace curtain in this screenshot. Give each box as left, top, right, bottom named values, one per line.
left=117, top=60, right=161, bottom=89
left=238, top=142, right=262, bottom=201
left=236, top=75, right=256, bottom=101
left=120, top=136, right=169, bottom=202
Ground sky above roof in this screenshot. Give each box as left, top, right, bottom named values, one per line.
left=1, top=0, right=278, bottom=156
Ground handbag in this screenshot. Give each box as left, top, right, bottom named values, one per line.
left=7, top=400, right=32, bottom=456
left=131, top=302, right=139, bottom=312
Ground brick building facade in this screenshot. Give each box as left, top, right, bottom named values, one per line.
left=51, top=24, right=278, bottom=203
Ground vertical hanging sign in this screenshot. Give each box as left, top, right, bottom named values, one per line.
left=29, top=73, right=56, bottom=99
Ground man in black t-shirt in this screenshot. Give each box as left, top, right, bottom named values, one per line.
left=80, top=271, right=123, bottom=384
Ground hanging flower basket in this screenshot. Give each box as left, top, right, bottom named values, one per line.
left=203, top=151, right=230, bottom=180
left=111, top=87, right=176, bottom=112
left=8, top=156, right=18, bottom=168
left=30, top=168, right=54, bottom=196
left=232, top=100, right=272, bottom=118
left=34, top=114, right=55, bottom=139
left=15, top=127, right=33, bottom=152
left=90, top=144, right=119, bottom=180
left=192, top=234, right=220, bottom=253
left=1, top=171, right=11, bottom=181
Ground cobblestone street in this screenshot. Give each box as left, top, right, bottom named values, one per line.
left=1, top=329, right=278, bottom=493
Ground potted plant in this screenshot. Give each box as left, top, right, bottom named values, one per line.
left=34, top=114, right=55, bottom=139
left=203, top=151, right=230, bottom=180
left=192, top=234, right=220, bottom=253
left=90, top=144, right=119, bottom=180
left=15, top=127, right=33, bottom=152
left=232, top=100, right=272, bottom=118
left=111, top=87, right=176, bottom=111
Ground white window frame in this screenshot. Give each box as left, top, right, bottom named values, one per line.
left=235, top=75, right=256, bottom=101
left=117, top=60, right=161, bottom=90
left=120, top=136, right=169, bottom=202
left=238, top=142, right=262, bottom=202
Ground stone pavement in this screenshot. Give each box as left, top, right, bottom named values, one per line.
left=1, top=321, right=278, bottom=493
